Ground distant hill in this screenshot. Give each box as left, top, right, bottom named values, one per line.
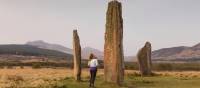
left=152, top=46, right=188, bottom=58
left=29, top=40, right=200, bottom=62
left=152, top=43, right=200, bottom=61
left=82, top=47, right=103, bottom=59
left=0, top=44, right=73, bottom=59
left=27, top=40, right=104, bottom=59
left=26, top=40, right=72, bottom=54
left=25, top=41, right=142, bottom=61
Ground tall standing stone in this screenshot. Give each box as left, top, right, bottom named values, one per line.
left=104, top=0, right=124, bottom=85
left=73, top=30, right=82, bottom=81
left=137, top=42, right=152, bottom=76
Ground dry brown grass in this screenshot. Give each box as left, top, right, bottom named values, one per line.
left=0, top=67, right=104, bottom=88
left=0, top=67, right=199, bottom=88
left=126, top=70, right=200, bottom=78
left=156, top=71, right=200, bottom=78
left=0, top=67, right=68, bottom=88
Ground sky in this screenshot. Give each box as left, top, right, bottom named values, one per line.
left=0, top=0, right=200, bottom=56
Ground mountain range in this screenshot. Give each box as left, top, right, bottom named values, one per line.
left=152, top=43, right=200, bottom=61
left=26, top=40, right=72, bottom=54
left=26, top=40, right=103, bottom=59
left=1, top=40, right=200, bottom=62
left=0, top=44, right=72, bottom=59
left=26, top=40, right=200, bottom=62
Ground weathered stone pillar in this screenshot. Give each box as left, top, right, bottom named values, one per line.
left=137, top=42, right=152, bottom=76
left=104, top=0, right=124, bottom=85
left=73, top=30, right=82, bottom=81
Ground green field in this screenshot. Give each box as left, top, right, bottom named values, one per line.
left=52, top=75, right=200, bottom=88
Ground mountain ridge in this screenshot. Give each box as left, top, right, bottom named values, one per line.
left=25, top=40, right=200, bottom=62
left=26, top=40, right=72, bottom=54
left=26, top=40, right=104, bottom=59
left=152, top=43, right=200, bottom=61
left=0, top=44, right=73, bottom=58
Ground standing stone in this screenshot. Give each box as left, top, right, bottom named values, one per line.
left=104, top=0, right=124, bottom=85
left=73, top=30, right=82, bottom=81
left=137, top=42, right=152, bottom=76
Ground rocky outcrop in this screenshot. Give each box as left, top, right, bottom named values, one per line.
left=137, top=42, right=152, bottom=76
left=73, top=30, right=82, bottom=81
left=104, top=0, right=124, bottom=85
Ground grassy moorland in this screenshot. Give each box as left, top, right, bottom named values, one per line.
left=53, top=76, right=200, bottom=88
left=0, top=68, right=200, bottom=88
left=54, top=72, right=200, bottom=88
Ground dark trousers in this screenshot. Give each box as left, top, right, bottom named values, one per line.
left=90, top=68, right=97, bottom=87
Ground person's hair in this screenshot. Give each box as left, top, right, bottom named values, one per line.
left=89, top=53, right=96, bottom=60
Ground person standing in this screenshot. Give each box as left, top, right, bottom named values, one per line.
left=88, top=53, right=99, bottom=88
